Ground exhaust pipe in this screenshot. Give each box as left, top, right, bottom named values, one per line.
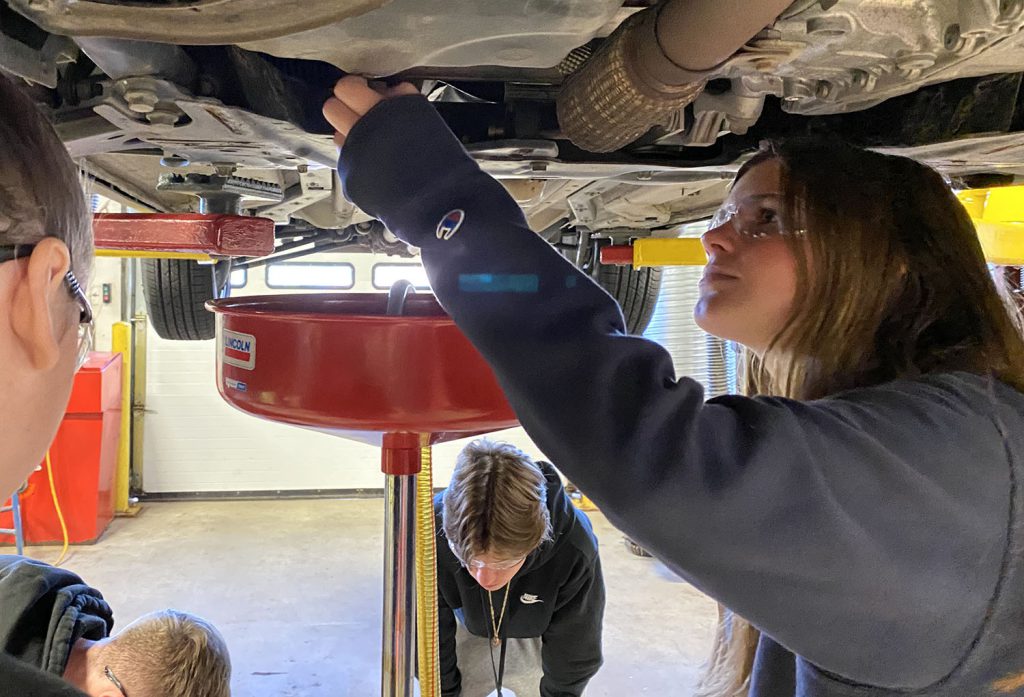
left=557, top=0, right=795, bottom=153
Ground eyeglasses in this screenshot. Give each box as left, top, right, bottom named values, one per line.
left=448, top=541, right=528, bottom=571
left=710, top=194, right=806, bottom=239
left=0, top=243, right=94, bottom=370
left=104, top=666, right=129, bottom=697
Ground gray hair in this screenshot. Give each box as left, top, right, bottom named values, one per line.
left=0, top=73, right=92, bottom=280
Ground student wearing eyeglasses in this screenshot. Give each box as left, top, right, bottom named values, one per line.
left=0, top=72, right=97, bottom=697
left=0, top=72, right=236, bottom=697
left=434, top=440, right=605, bottom=697
left=0, top=555, right=231, bottom=697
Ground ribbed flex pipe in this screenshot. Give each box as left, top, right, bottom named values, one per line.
left=415, top=443, right=442, bottom=697
left=557, top=0, right=795, bottom=153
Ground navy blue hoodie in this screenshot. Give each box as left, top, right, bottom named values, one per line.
left=337, top=95, right=1024, bottom=696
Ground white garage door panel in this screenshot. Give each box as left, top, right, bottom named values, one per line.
left=144, top=334, right=376, bottom=493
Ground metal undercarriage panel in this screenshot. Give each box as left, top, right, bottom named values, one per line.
left=8, top=0, right=1024, bottom=236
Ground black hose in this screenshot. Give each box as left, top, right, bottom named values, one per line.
left=386, top=279, right=416, bottom=316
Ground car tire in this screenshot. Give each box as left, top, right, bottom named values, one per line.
left=143, top=259, right=230, bottom=341
left=597, top=265, right=662, bottom=335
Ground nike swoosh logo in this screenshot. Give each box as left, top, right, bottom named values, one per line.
left=520, top=594, right=543, bottom=605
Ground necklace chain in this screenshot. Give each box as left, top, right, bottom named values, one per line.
left=488, top=584, right=511, bottom=647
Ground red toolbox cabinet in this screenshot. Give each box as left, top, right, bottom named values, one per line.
left=0, top=352, right=122, bottom=545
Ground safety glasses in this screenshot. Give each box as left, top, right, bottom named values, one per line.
left=448, top=540, right=527, bottom=571
left=0, top=243, right=94, bottom=370
left=104, top=666, right=129, bottom=696
left=710, top=193, right=806, bottom=239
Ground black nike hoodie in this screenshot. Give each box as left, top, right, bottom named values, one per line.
left=434, top=461, right=605, bottom=697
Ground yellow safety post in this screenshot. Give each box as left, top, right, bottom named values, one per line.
left=957, top=186, right=1024, bottom=265
left=415, top=439, right=441, bottom=697
left=111, top=322, right=133, bottom=514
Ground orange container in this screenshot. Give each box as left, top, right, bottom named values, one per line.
left=0, top=353, right=122, bottom=545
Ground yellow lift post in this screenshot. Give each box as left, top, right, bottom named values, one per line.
left=601, top=186, right=1024, bottom=269
left=956, top=186, right=1024, bottom=266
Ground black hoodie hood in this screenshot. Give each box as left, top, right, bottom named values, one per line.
left=0, top=556, right=113, bottom=676
left=517, top=461, right=583, bottom=575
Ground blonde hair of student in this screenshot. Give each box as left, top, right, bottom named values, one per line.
left=101, top=610, right=232, bottom=697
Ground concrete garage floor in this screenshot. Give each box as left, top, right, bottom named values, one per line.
left=2, top=500, right=717, bottom=696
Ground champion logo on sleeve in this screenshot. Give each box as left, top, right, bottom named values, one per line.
left=436, top=209, right=465, bottom=240
left=519, top=593, right=543, bottom=605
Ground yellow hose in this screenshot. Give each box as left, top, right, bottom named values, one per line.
left=415, top=442, right=441, bottom=697
left=44, top=451, right=70, bottom=566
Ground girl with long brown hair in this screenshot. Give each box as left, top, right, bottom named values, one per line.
left=325, top=77, right=1024, bottom=697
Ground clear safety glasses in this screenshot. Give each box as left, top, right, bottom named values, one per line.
left=449, top=541, right=527, bottom=571
left=710, top=194, right=806, bottom=239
